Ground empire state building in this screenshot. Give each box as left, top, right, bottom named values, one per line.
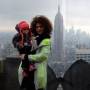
left=52, top=5, right=64, bottom=61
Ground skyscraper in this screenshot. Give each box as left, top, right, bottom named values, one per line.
left=52, top=3, right=64, bottom=62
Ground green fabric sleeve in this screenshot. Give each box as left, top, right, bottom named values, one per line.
left=28, top=39, right=51, bottom=62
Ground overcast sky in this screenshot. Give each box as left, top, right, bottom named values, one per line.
left=0, top=0, right=90, bottom=33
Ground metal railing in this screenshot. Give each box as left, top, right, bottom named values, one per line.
left=0, top=58, right=90, bottom=90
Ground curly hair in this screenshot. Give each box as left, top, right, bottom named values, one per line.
left=31, top=15, right=53, bottom=36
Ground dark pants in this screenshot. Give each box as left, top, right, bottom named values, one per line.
left=20, top=70, right=36, bottom=90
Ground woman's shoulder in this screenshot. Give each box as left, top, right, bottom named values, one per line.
left=40, top=38, right=51, bottom=46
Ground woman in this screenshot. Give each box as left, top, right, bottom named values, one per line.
left=20, top=15, right=52, bottom=90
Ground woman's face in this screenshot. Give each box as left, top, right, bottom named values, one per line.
left=36, top=23, right=44, bottom=35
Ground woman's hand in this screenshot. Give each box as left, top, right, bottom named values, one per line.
left=19, top=54, right=25, bottom=60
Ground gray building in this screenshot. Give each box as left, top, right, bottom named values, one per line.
left=52, top=5, right=64, bottom=62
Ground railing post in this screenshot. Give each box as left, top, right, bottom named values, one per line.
left=0, top=60, right=4, bottom=73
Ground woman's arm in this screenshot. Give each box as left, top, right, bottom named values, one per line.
left=28, top=39, right=51, bottom=62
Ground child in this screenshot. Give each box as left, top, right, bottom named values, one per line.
left=12, top=21, right=31, bottom=54
left=13, top=21, right=37, bottom=73
left=12, top=21, right=36, bottom=90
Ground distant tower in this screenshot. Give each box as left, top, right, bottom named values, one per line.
left=52, top=1, right=64, bottom=61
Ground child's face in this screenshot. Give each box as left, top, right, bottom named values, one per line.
left=22, top=29, right=29, bottom=34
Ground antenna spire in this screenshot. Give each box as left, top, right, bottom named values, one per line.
left=58, top=0, right=60, bottom=12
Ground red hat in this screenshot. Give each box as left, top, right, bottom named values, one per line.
left=18, top=21, right=30, bottom=31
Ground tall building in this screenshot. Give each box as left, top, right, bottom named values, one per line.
left=52, top=4, right=64, bottom=62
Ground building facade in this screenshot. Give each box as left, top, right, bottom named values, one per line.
left=76, top=48, right=90, bottom=62
left=52, top=5, right=64, bottom=62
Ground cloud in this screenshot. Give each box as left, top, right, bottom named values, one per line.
left=0, top=0, right=90, bottom=33
left=0, top=0, right=57, bottom=31
left=0, top=0, right=57, bottom=20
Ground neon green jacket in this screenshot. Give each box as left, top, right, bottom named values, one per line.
left=28, top=38, right=51, bottom=89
